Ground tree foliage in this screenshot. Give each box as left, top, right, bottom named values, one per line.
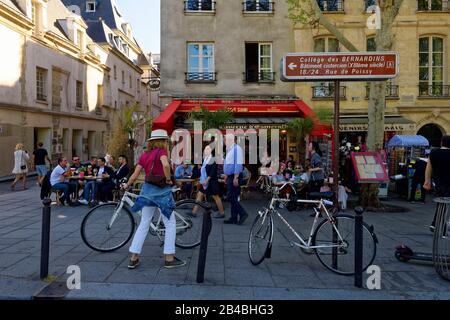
left=188, top=106, right=233, bottom=130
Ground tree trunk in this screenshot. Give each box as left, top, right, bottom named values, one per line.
left=287, top=0, right=404, bottom=209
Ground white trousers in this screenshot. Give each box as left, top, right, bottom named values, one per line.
left=129, top=206, right=176, bottom=255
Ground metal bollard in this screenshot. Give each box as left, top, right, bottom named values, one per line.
left=354, top=206, right=364, bottom=288
left=40, top=198, right=52, bottom=280
left=196, top=204, right=212, bottom=284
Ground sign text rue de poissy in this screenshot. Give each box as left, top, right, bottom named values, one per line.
left=281, top=52, right=399, bottom=82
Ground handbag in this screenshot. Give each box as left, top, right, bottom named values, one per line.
left=20, top=151, right=27, bottom=170
left=145, top=149, right=171, bottom=188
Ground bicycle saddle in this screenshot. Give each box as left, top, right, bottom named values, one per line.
left=309, top=192, right=334, bottom=200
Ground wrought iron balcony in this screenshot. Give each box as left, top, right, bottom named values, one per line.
left=184, top=0, right=216, bottom=12
left=318, top=0, right=344, bottom=12
left=185, top=72, right=217, bottom=83
left=418, top=84, right=450, bottom=97
left=418, top=0, right=450, bottom=11
left=365, top=84, right=399, bottom=99
left=243, top=71, right=276, bottom=83
left=312, top=84, right=346, bottom=99
left=243, top=1, right=274, bottom=13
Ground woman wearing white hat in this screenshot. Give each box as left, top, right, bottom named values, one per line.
left=123, top=129, right=186, bottom=269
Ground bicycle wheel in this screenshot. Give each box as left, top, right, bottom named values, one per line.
left=174, top=200, right=212, bottom=249
left=312, top=214, right=377, bottom=276
left=248, top=210, right=273, bottom=266
left=81, top=203, right=135, bottom=253
left=432, top=201, right=450, bottom=281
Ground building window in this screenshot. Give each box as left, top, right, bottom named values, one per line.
left=366, top=37, right=376, bottom=51
left=186, top=43, right=216, bottom=82
left=122, top=71, right=125, bottom=85
left=185, top=0, right=215, bottom=12
left=317, top=0, right=344, bottom=12
left=137, top=79, right=141, bottom=94
left=129, top=75, right=132, bottom=89
left=86, top=1, right=96, bottom=12
left=31, top=1, right=37, bottom=24
left=76, top=81, right=83, bottom=109
left=313, top=37, right=340, bottom=98
left=419, top=37, right=446, bottom=97
left=243, top=0, right=274, bottom=12
left=418, top=0, right=449, bottom=11
left=77, top=29, right=83, bottom=50
left=97, top=85, right=104, bottom=107
left=365, top=0, right=377, bottom=9
left=36, top=67, right=47, bottom=101
left=114, top=65, right=117, bottom=80
left=244, top=43, right=275, bottom=83
left=314, top=37, right=340, bottom=52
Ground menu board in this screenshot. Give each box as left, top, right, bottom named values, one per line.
left=351, top=152, right=389, bottom=183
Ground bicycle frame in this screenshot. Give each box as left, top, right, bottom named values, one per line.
left=262, top=183, right=345, bottom=251
left=109, top=190, right=193, bottom=242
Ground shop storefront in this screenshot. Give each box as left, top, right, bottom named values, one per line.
left=153, top=99, right=333, bottom=175
left=339, top=115, right=417, bottom=148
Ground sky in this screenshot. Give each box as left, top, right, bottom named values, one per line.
left=115, top=0, right=160, bottom=54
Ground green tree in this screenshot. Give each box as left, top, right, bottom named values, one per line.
left=107, top=103, right=141, bottom=164
left=188, top=106, right=233, bottom=130
left=286, top=0, right=403, bottom=208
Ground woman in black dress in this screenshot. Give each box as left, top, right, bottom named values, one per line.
left=192, top=145, right=225, bottom=218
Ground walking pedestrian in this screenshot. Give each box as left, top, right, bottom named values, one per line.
left=123, top=129, right=186, bottom=269
left=11, top=143, right=30, bottom=190
left=408, top=156, right=428, bottom=204
left=192, top=145, right=225, bottom=218
left=33, top=142, right=51, bottom=186
left=223, top=134, right=248, bottom=225
left=424, top=135, right=450, bottom=231
left=308, top=141, right=325, bottom=193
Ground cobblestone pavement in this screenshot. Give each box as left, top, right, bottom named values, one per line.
left=0, top=182, right=448, bottom=300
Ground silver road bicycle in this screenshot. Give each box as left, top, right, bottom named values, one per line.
left=248, top=182, right=378, bottom=275
left=81, top=186, right=210, bottom=252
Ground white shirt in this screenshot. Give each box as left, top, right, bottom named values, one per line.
left=97, top=166, right=105, bottom=182
left=50, top=165, right=66, bottom=186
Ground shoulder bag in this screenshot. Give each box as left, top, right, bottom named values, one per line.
left=145, top=149, right=173, bottom=188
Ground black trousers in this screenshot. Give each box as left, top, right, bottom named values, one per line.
left=309, top=179, right=324, bottom=193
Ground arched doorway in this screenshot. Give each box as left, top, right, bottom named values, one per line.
left=417, top=124, right=443, bottom=148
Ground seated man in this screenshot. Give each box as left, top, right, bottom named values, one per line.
left=113, top=155, right=130, bottom=186
left=79, top=158, right=114, bottom=205
left=50, top=158, right=77, bottom=206
left=175, top=161, right=193, bottom=198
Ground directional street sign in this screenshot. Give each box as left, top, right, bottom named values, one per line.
left=281, top=52, right=399, bottom=82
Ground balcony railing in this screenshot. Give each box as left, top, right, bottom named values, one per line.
left=365, top=85, right=399, bottom=99
left=184, top=0, right=216, bottom=12
left=418, top=0, right=450, bottom=11
left=418, top=84, right=450, bottom=97
left=243, top=71, right=276, bottom=83
left=312, top=84, right=346, bottom=99
left=318, top=0, right=344, bottom=12
left=185, top=72, right=217, bottom=83
left=243, top=1, right=274, bottom=13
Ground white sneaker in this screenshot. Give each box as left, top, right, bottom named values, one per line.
left=99, top=201, right=105, bottom=205
left=78, top=199, right=89, bottom=205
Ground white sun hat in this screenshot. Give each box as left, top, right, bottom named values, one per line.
left=148, top=129, right=169, bottom=141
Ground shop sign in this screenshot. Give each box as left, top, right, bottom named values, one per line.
left=339, top=123, right=416, bottom=132
left=224, top=124, right=287, bottom=130
left=281, top=52, right=399, bottom=82
left=351, top=152, right=389, bottom=183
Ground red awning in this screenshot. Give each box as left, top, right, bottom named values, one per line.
left=152, top=99, right=332, bottom=136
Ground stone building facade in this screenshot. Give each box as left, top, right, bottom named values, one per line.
left=0, top=0, right=151, bottom=177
